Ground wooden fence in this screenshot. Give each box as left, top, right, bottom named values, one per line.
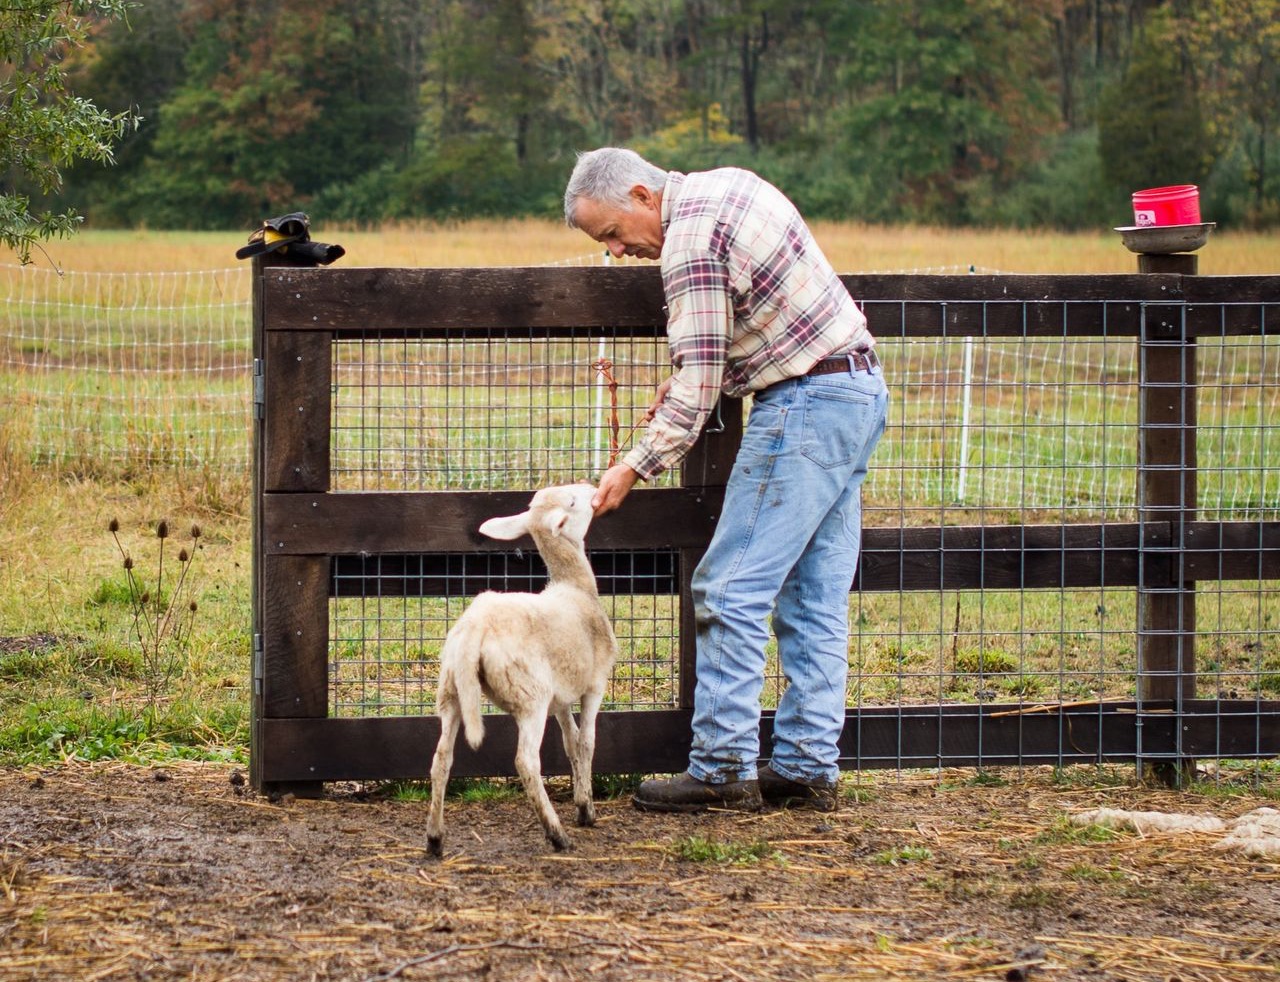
left=250, top=256, right=1280, bottom=793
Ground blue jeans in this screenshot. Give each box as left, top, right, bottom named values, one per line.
left=688, top=362, right=888, bottom=786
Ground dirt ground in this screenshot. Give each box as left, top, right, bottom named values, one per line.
left=0, top=762, right=1276, bottom=982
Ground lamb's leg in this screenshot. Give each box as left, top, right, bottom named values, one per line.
left=426, top=697, right=461, bottom=858
left=571, top=690, right=603, bottom=828
left=515, top=712, right=569, bottom=851
left=554, top=707, right=591, bottom=827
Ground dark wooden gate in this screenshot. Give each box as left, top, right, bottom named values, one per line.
left=250, top=260, right=1280, bottom=792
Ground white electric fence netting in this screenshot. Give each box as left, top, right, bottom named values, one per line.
left=5, top=260, right=1274, bottom=520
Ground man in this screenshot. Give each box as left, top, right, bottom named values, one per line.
left=564, top=148, right=887, bottom=813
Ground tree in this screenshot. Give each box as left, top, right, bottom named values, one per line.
left=1097, top=9, right=1216, bottom=199
left=0, top=0, right=137, bottom=262
left=1189, top=0, right=1280, bottom=222
left=59, top=0, right=187, bottom=225
left=130, top=0, right=416, bottom=229
left=835, top=0, right=1058, bottom=223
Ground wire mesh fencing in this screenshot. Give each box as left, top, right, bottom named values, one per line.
left=313, top=309, right=1279, bottom=754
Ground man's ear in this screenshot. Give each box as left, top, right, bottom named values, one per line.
left=630, top=184, right=657, bottom=210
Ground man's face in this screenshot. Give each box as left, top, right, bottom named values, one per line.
left=573, top=186, right=664, bottom=261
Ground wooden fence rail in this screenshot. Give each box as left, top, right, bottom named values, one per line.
left=250, top=261, right=1280, bottom=793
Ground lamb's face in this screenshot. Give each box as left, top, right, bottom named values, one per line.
left=533, top=483, right=596, bottom=541
left=480, top=483, right=598, bottom=543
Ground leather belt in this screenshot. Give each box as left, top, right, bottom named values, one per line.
left=805, top=348, right=879, bottom=377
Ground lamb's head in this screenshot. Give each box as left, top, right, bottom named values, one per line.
left=478, top=483, right=596, bottom=545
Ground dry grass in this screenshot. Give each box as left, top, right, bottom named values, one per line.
left=7, top=220, right=1278, bottom=274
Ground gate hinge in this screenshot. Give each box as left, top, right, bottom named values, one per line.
left=252, top=358, right=265, bottom=419
left=252, top=632, right=264, bottom=695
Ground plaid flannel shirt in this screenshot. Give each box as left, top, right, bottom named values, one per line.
left=623, top=168, right=874, bottom=480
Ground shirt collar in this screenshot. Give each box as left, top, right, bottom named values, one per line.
left=660, top=171, right=685, bottom=234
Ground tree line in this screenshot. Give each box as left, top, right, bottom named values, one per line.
left=39, top=0, right=1280, bottom=231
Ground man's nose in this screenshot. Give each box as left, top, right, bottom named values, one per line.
left=607, top=240, right=626, bottom=258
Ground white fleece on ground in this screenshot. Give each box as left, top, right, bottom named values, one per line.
left=1073, top=806, right=1280, bottom=857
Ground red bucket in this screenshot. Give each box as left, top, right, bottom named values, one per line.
left=1132, top=185, right=1200, bottom=227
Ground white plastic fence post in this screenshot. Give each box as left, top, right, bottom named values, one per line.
left=955, top=265, right=976, bottom=502
left=594, top=250, right=611, bottom=474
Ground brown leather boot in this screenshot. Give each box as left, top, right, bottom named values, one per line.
left=632, top=771, right=763, bottom=813
left=758, top=763, right=838, bottom=812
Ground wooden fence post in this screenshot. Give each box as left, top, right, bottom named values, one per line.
left=251, top=257, right=331, bottom=796
left=249, top=253, right=270, bottom=791
left=1136, top=249, right=1198, bottom=786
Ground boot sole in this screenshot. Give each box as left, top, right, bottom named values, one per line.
left=632, top=796, right=763, bottom=814
left=761, top=793, right=838, bottom=813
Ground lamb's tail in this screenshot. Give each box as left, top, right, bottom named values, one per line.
left=441, top=621, right=487, bottom=750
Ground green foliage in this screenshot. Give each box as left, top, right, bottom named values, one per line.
left=1034, top=815, right=1117, bottom=846
left=953, top=648, right=1017, bottom=675
left=109, top=0, right=416, bottom=229
left=835, top=0, right=1058, bottom=224
left=309, top=161, right=403, bottom=225
left=974, top=129, right=1123, bottom=230
left=0, top=697, right=247, bottom=765
left=58, top=0, right=186, bottom=224
left=1187, top=0, right=1280, bottom=225
left=393, top=136, right=534, bottom=220
left=670, top=834, right=783, bottom=865
left=1097, top=13, right=1217, bottom=197
left=451, top=777, right=523, bottom=804
left=0, top=0, right=138, bottom=261
left=1203, top=137, right=1280, bottom=229
left=632, top=104, right=745, bottom=171
left=873, top=844, right=933, bottom=864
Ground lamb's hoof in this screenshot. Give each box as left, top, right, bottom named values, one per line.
left=576, top=806, right=596, bottom=828
left=549, top=831, right=571, bottom=852
left=427, top=835, right=443, bottom=858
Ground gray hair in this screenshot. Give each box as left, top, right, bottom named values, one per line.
left=563, top=148, right=667, bottom=228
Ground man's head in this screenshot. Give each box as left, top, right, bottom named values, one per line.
left=564, top=148, right=667, bottom=261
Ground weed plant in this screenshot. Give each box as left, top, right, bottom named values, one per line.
left=107, top=517, right=202, bottom=719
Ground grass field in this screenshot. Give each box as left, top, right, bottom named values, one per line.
left=8, top=219, right=1280, bottom=273
left=1, top=223, right=1278, bottom=770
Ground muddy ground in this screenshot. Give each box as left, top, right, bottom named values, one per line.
left=0, top=762, right=1276, bottom=981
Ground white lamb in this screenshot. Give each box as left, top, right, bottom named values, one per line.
left=426, top=483, right=618, bottom=855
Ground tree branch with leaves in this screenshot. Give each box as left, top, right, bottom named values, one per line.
left=1, top=0, right=138, bottom=263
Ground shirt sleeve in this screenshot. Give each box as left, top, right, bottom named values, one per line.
left=622, top=250, right=732, bottom=480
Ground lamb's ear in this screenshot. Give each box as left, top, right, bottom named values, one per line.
left=479, top=511, right=532, bottom=540
left=541, top=507, right=571, bottom=539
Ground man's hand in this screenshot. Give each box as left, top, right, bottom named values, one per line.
left=592, top=375, right=671, bottom=515
left=592, top=463, right=640, bottom=516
